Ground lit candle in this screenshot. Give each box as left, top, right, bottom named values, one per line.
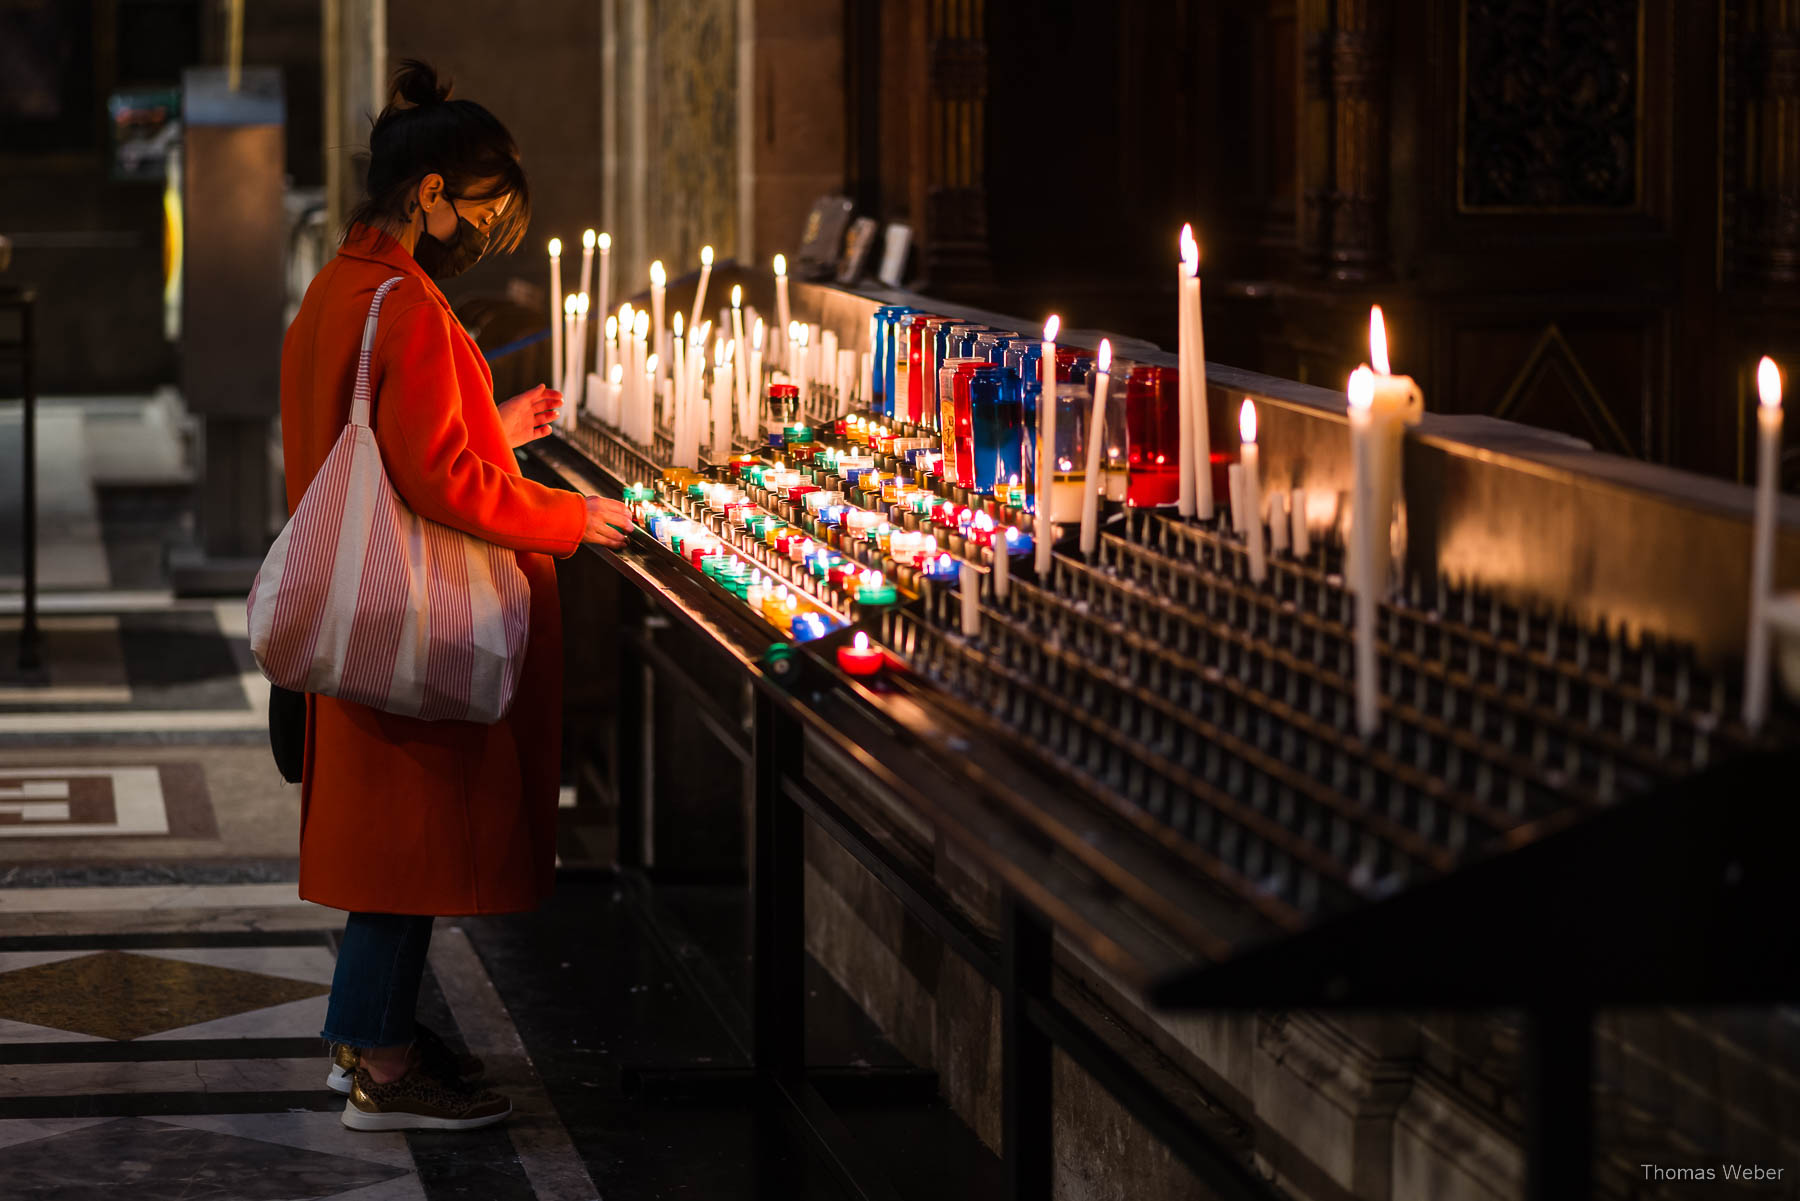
left=959, top=560, right=981, bottom=637
left=671, top=312, right=686, bottom=449
left=748, top=318, right=765, bottom=441
left=605, top=362, right=624, bottom=426
left=837, top=630, right=884, bottom=676
left=1080, top=339, right=1113, bottom=557
left=1239, top=399, right=1265, bottom=584
left=561, top=294, right=578, bottom=399
left=1361, top=305, right=1425, bottom=597
left=633, top=309, right=652, bottom=447
left=689, top=245, right=714, bottom=346
left=1176, top=227, right=1194, bottom=518
left=712, top=336, right=732, bottom=452
left=596, top=232, right=612, bottom=375
left=1227, top=464, right=1245, bottom=533
left=1037, top=315, right=1060, bottom=576
left=1347, top=366, right=1380, bottom=736
left=571, top=292, right=590, bottom=417
left=578, top=228, right=595, bottom=315
left=731, top=285, right=747, bottom=433
left=1746, top=355, right=1785, bottom=730
left=603, top=314, right=618, bottom=413
left=799, top=324, right=813, bottom=407
left=650, top=260, right=667, bottom=378
left=548, top=238, right=563, bottom=391
left=773, top=253, right=791, bottom=368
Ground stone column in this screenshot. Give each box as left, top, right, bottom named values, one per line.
left=321, top=0, right=387, bottom=235
left=1324, top=0, right=1390, bottom=283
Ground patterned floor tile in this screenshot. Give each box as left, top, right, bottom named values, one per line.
left=0, top=1115, right=411, bottom=1200
left=0, top=950, right=327, bottom=1040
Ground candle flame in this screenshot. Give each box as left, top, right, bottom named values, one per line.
left=577, top=292, right=589, bottom=315
left=853, top=631, right=870, bottom=651
left=714, top=339, right=726, bottom=368
left=650, top=260, right=666, bottom=287
left=646, top=353, right=659, bottom=376
left=1097, top=338, right=1112, bottom=375
left=1004, top=526, right=1019, bottom=542
left=799, top=326, right=810, bottom=348
left=753, top=317, right=764, bottom=349
left=610, top=363, right=623, bottom=384
left=974, top=511, right=995, bottom=530
left=582, top=229, right=596, bottom=249
left=598, top=232, right=611, bottom=250
left=773, top=253, right=787, bottom=276
left=548, top=237, right=562, bottom=257
left=633, top=310, right=649, bottom=338
left=1180, top=224, right=1199, bottom=274
left=1043, top=314, right=1060, bottom=343
left=1759, top=356, right=1783, bottom=409
left=1008, top=472, right=1019, bottom=486
left=563, top=294, right=576, bottom=316
left=701, top=245, right=714, bottom=266
left=1370, top=306, right=1391, bottom=375
left=937, top=553, right=952, bottom=570
left=1347, top=366, right=1375, bottom=412
left=672, top=312, right=683, bottom=336
left=731, top=284, right=742, bottom=308
left=620, top=301, right=634, bottom=325
left=605, top=315, right=617, bottom=338
left=1239, top=398, right=1257, bottom=444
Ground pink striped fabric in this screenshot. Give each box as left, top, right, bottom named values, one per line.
left=247, top=277, right=531, bottom=724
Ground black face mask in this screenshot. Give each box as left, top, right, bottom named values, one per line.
left=412, top=197, right=487, bottom=279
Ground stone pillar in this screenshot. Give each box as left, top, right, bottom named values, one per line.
left=919, top=0, right=993, bottom=292
left=1740, top=0, right=1800, bottom=284
left=322, top=0, right=387, bottom=236
left=1324, top=0, right=1390, bottom=283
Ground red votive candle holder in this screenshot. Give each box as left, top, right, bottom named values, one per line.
left=837, top=631, right=884, bottom=676
left=1125, top=365, right=1181, bottom=508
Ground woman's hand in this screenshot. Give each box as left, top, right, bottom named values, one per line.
left=583, top=495, right=633, bottom=548
left=497, top=385, right=562, bottom=448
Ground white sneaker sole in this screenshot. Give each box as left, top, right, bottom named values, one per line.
left=326, top=1065, right=352, bottom=1096
left=340, top=1099, right=512, bottom=1132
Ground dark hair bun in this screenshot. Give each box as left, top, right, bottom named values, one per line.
left=390, top=59, right=452, bottom=110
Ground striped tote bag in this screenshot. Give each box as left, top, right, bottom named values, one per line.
left=247, top=277, right=531, bottom=724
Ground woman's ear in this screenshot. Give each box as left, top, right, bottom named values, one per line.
left=416, top=173, right=446, bottom=214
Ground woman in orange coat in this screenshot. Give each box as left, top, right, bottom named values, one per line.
left=279, top=61, right=631, bottom=1132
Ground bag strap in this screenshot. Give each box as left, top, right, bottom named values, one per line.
left=350, top=276, right=407, bottom=428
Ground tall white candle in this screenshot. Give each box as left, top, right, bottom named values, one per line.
left=671, top=313, right=686, bottom=448
left=1746, top=355, right=1785, bottom=730
left=603, top=314, right=618, bottom=416
left=748, top=318, right=765, bottom=441
left=1239, top=400, right=1265, bottom=584
left=596, top=232, right=612, bottom=376
left=1269, top=490, right=1289, bottom=554
left=548, top=238, right=563, bottom=391
left=1227, top=464, right=1245, bottom=533
left=1364, top=306, right=1425, bottom=596
left=1184, top=227, right=1213, bottom=520
left=1036, top=315, right=1060, bottom=576
left=1177, top=226, right=1195, bottom=518
left=1291, top=487, right=1310, bottom=558
left=731, top=285, right=747, bottom=433
left=1348, top=366, right=1380, bottom=736
left=650, top=260, right=667, bottom=379
left=1080, top=339, right=1113, bottom=557
left=570, top=292, right=590, bottom=420
left=606, top=362, right=624, bottom=426
left=561, top=294, right=578, bottom=399
left=960, top=560, right=981, bottom=637
left=633, top=309, right=651, bottom=446
left=713, top=337, right=733, bottom=452
left=576, top=232, right=595, bottom=388
left=689, top=245, right=714, bottom=344
left=773, top=253, right=791, bottom=368
left=993, top=530, right=1012, bottom=599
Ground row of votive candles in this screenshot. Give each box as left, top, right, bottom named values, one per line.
left=864, top=307, right=1204, bottom=520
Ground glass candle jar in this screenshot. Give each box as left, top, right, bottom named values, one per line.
left=1125, top=365, right=1180, bottom=508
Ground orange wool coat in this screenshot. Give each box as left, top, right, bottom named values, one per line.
left=279, top=224, right=587, bottom=915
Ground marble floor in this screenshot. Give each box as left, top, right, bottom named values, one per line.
left=0, top=397, right=997, bottom=1200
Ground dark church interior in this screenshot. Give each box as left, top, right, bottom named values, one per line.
left=0, top=2, right=1796, bottom=1199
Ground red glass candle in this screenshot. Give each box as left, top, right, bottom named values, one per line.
left=906, top=315, right=932, bottom=423
left=837, top=630, right=884, bottom=676
left=954, top=362, right=995, bottom=489
left=1125, top=365, right=1181, bottom=508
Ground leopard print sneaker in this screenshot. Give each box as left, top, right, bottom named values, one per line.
left=340, top=1059, right=511, bottom=1132
left=326, top=1023, right=485, bottom=1095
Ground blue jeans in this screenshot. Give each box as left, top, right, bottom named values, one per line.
left=321, top=912, right=435, bottom=1047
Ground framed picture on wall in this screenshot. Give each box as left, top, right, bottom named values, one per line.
left=796, top=194, right=853, bottom=280
left=877, top=223, right=912, bottom=288
left=836, top=217, right=878, bottom=284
